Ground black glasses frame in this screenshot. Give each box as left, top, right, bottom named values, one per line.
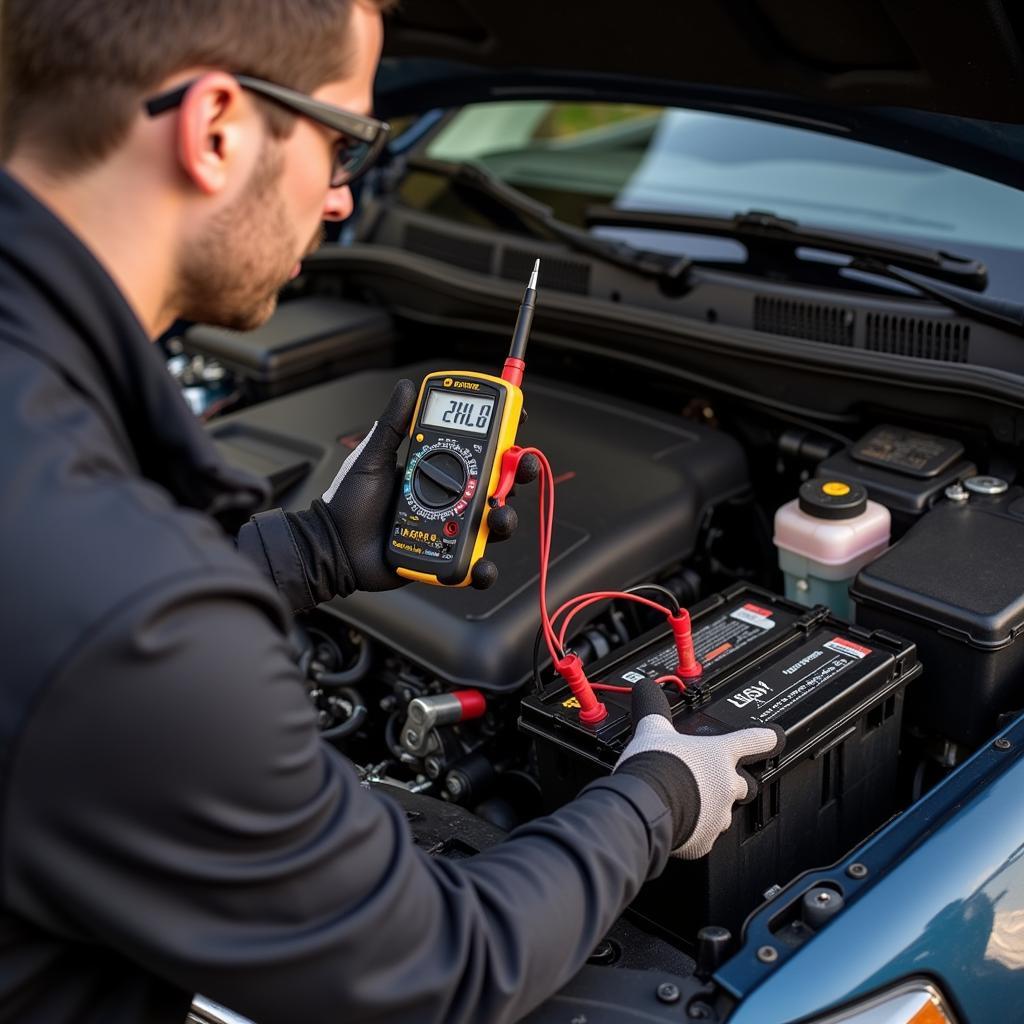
left=144, top=73, right=390, bottom=188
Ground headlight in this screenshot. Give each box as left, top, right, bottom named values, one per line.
left=809, top=980, right=957, bottom=1024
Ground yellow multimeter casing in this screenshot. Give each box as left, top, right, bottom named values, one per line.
left=385, top=369, right=523, bottom=587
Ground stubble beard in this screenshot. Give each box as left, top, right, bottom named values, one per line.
left=174, top=142, right=323, bottom=332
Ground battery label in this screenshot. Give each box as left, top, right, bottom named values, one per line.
left=823, top=636, right=872, bottom=659
left=853, top=425, right=961, bottom=478
left=709, top=633, right=876, bottom=729
left=729, top=603, right=776, bottom=631
left=606, top=599, right=791, bottom=687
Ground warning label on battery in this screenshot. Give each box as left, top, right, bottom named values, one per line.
left=695, top=605, right=777, bottom=663
left=823, top=636, right=872, bottom=659
left=607, top=598, right=793, bottom=687
left=729, top=603, right=776, bottom=630
left=708, top=632, right=879, bottom=728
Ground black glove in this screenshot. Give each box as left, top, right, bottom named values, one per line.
left=614, top=681, right=785, bottom=858
left=239, top=380, right=532, bottom=613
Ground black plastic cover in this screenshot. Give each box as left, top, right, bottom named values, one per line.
left=851, top=491, right=1024, bottom=648
left=211, top=363, right=749, bottom=690
left=851, top=489, right=1024, bottom=744
left=184, top=295, right=393, bottom=392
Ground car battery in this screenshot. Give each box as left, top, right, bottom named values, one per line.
left=520, top=584, right=920, bottom=940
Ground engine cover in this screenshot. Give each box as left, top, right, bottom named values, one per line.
left=211, top=362, right=748, bottom=690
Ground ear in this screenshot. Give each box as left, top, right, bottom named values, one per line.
left=175, top=71, right=253, bottom=196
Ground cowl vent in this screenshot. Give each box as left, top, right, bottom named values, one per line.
left=865, top=314, right=969, bottom=362
left=754, top=296, right=855, bottom=346
left=402, top=224, right=494, bottom=275
left=501, top=249, right=590, bottom=295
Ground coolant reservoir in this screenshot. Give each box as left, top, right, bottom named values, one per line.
left=774, top=478, right=890, bottom=619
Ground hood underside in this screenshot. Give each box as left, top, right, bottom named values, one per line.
left=377, top=0, right=1024, bottom=189
left=381, top=0, right=1024, bottom=122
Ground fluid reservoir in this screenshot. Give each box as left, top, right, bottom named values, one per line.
left=774, top=478, right=890, bottom=618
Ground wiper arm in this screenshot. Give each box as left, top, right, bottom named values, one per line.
left=849, top=258, right=1024, bottom=339
left=407, top=157, right=692, bottom=286
left=586, top=206, right=988, bottom=292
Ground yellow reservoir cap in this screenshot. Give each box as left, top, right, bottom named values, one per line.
left=822, top=481, right=852, bottom=497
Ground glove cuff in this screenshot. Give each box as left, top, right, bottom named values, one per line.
left=615, top=750, right=700, bottom=849
left=288, top=500, right=357, bottom=606
left=239, top=503, right=356, bottom=615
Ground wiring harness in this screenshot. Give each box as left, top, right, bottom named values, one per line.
left=491, top=445, right=702, bottom=726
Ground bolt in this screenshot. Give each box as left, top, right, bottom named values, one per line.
left=688, top=1003, right=713, bottom=1020
left=756, top=945, right=778, bottom=964
left=965, top=475, right=1008, bottom=496
left=570, top=1016, right=587, bottom=1024
left=587, top=939, right=619, bottom=966
left=445, top=774, right=465, bottom=799
left=796, top=579, right=810, bottom=593
left=944, top=482, right=969, bottom=504
left=424, top=756, right=443, bottom=779
left=814, top=891, right=832, bottom=905
left=847, top=862, right=869, bottom=879
left=404, top=729, right=419, bottom=746
left=656, top=982, right=681, bottom=1004
left=994, top=738, right=1012, bottom=751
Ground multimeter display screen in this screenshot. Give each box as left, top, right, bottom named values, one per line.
left=421, top=390, right=495, bottom=435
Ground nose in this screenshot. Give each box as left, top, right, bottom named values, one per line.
left=323, top=185, right=354, bottom=222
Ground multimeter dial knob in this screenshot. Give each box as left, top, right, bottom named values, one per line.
left=412, top=450, right=468, bottom=509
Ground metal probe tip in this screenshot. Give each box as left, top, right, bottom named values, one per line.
left=528, top=259, right=540, bottom=290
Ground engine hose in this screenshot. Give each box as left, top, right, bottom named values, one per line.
left=314, top=636, right=372, bottom=688
left=319, top=687, right=369, bottom=741
left=384, top=711, right=408, bottom=761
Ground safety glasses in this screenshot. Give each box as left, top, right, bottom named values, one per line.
left=144, top=74, right=390, bottom=188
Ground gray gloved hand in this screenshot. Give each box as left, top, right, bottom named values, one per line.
left=613, top=680, right=785, bottom=858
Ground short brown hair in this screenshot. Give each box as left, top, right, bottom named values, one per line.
left=0, top=0, right=392, bottom=172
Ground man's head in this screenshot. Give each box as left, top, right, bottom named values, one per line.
left=1, top=0, right=391, bottom=332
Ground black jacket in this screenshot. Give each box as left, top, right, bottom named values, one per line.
left=0, top=170, right=673, bottom=1024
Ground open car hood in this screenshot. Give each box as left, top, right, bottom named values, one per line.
left=377, top=0, right=1024, bottom=190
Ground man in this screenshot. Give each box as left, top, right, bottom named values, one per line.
left=0, top=2, right=783, bottom=1022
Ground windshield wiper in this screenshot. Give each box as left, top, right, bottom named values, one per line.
left=586, top=206, right=988, bottom=292
left=849, top=258, right=1024, bottom=339
left=406, top=157, right=692, bottom=287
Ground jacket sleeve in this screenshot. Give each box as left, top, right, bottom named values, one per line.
left=3, top=573, right=673, bottom=1024
left=237, top=508, right=324, bottom=614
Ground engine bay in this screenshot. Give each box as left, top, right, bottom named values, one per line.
left=187, top=293, right=1024, bottom=995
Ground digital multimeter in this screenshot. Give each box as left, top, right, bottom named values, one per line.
left=386, top=261, right=539, bottom=587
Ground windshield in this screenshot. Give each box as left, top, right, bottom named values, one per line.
left=422, top=101, right=1024, bottom=297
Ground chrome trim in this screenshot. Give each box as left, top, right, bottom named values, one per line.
left=187, top=995, right=255, bottom=1024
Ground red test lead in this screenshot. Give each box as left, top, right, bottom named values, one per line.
left=498, top=443, right=702, bottom=728
left=669, top=610, right=703, bottom=680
